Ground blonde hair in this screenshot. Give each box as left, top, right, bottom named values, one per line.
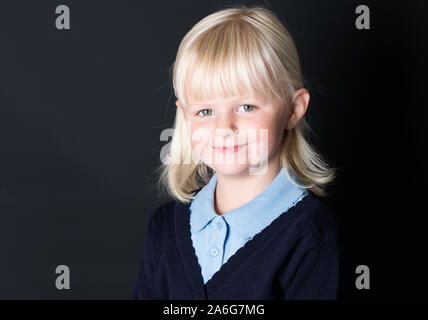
left=156, top=4, right=336, bottom=203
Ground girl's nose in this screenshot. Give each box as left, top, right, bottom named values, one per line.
left=214, top=115, right=239, bottom=137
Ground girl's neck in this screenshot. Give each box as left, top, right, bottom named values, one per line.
left=213, top=158, right=281, bottom=215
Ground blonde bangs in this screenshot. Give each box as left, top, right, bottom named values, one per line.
left=174, top=16, right=290, bottom=108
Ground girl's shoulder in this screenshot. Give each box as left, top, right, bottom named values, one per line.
left=294, top=191, right=341, bottom=245
left=146, top=198, right=191, bottom=230
left=142, top=200, right=182, bottom=250
left=149, top=187, right=203, bottom=221
left=147, top=200, right=178, bottom=225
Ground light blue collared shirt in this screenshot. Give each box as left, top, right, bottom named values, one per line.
left=189, top=167, right=308, bottom=284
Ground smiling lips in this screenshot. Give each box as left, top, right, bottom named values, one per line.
left=212, top=143, right=247, bottom=154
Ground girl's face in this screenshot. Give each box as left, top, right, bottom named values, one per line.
left=176, top=93, right=289, bottom=176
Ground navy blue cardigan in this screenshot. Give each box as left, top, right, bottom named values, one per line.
left=133, top=190, right=343, bottom=300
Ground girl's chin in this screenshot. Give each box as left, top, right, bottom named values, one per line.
left=208, top=163, right=252, bottom=176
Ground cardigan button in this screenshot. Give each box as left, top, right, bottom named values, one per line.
left=210, top=247, right=219, bottom=256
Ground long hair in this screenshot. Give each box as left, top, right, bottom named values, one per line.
left=156, top=5, right=335, bottom=203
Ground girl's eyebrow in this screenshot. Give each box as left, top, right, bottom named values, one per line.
left=188, top=96, right=265, bottom=106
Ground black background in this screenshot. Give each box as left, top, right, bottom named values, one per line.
left=0, top=0, right=427, bottom=299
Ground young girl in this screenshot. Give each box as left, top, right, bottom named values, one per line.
left=133, top=5, right=342, bottom=300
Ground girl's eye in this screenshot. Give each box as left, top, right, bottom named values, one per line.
left=195, top=105, right=256, bottom=117
left=196, top=109, right=213, bottom=117
left=238, top=104, right=256, bottom=112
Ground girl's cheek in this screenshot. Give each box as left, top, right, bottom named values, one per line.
left=190, top=124, right=212, bottom=152
left=266, top=124, right=284, bottom=154
left=247, top=121, right=282, bottom=164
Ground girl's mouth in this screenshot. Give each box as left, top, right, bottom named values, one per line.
left=212, top=143, right=247, bottom=154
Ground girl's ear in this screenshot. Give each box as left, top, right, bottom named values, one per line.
left=285, top=88, right=310, bottom=130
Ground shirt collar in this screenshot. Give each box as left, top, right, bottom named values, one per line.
left=189, top=168, right=308, bottom=240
